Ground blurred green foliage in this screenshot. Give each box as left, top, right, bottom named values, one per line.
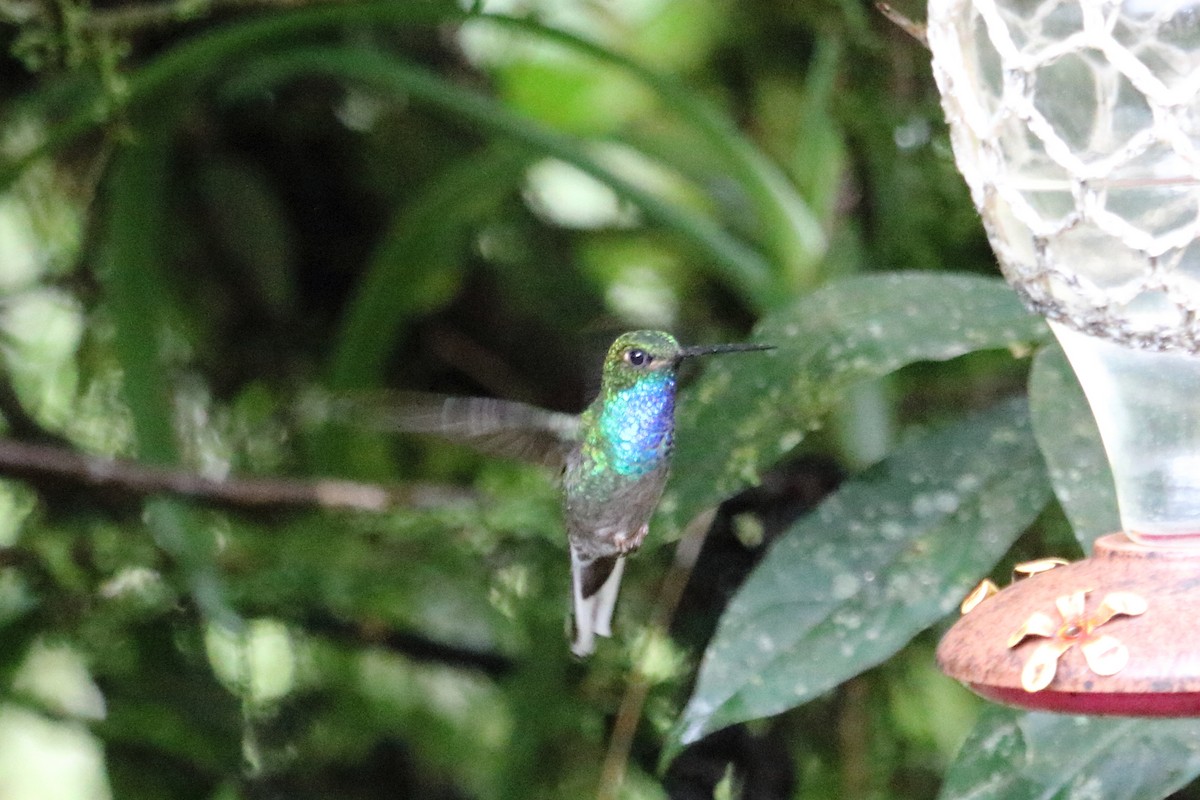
left=2, top=1, right=1198, bottom=799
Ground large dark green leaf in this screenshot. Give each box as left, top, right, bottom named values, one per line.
left=668, top=397, right=1051, bottom=757
left=663, top=272, right=1050, bottom=534
left=1028, top=344, right=1119, bottom=552
left=940, top=706, right=1200, bottom=800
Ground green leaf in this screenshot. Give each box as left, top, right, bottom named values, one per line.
left=227, top=45, right=776, bottom=309
left=1028, top=344, right=1119, bottom=552
left=668, top=397, right=1051, bottom=757
left=0, top=6, right=460, bottom=195
left=482, top=16, right=825, bottom=285
left=328, top=146, right=530, bottom=391
left=7, top=6, right=823, bottom=299
left=99, top=121, right=178, bottom=465
left=143, top=500, right=239, bottom=629
left=101, top=128, right=237, bottom=627
left=497, top=59, right=655, bottom=135
left=940, top=706, right=1200, bottom=800
left=311, top=146, right=528, bottom=477
left=663, top=272, right=1050, bottom=534
left=195, top=158, right=297, bottom=315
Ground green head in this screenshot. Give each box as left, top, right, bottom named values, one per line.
left=599, top=330, right=773, bottom=393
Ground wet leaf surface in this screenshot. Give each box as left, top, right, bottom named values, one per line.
left=940, top=706, right=1200, bottom=800
left=669, top=398, right=1050, bottom=754
left=663, top=272, right=1049, bottom=535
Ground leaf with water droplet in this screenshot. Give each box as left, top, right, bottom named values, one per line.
left=664, top=272, right=1048, bottom=535
left=666, top=398, right=1050, bottom=758
left=1028, top=344, right=1118, bottom=551
left=940, top=706, right=1200, bottom=800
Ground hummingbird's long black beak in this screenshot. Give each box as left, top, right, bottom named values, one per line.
left=676, top=342, right=775, bottom=360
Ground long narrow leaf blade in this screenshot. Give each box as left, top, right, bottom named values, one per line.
left=7, top=6, right=825, bottom=290
left=329, top=146, right=531, bottom=390
left=100, top=130, right=178, bottom=464
left=223, top=47, right=779, bottom=309
left=471, top=15, right=827, bottom=281
left=101, top=133, right=237, bottom=625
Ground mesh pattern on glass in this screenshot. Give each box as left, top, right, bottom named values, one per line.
left=928, top=0, right=1200, bottom=352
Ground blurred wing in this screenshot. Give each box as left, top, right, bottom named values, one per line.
left=305, top=391, right=581, bottom=468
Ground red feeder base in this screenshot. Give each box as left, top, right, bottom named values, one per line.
left=938, top=533, right=1200, bottom=716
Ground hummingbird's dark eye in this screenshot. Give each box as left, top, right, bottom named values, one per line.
left=625, top=348, right=652, bottom=367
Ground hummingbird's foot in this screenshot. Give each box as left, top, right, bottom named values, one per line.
left=614, top=524, right=649, bottom=554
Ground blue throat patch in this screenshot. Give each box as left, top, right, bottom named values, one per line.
left=598, top=373, right=676, bottom=477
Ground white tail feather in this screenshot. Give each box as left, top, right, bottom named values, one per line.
left=570, top=549, right=626, bottom=657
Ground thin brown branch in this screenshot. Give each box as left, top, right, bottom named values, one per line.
left=0, top=437, right=467, bottom=512
left=876, top=2, right=928, bottom=49
left=596, top=508, right=717, bottom=800
left=303, top=612, right=515, bottom=677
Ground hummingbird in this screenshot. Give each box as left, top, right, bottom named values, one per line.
left=359, top=330, right=773, bottom=656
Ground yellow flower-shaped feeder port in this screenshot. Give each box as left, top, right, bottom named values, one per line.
left=960, top=558, right=1072, bottom=615
left=1007, top=589, right=1148, bottom=692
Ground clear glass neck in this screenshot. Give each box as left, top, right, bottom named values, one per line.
left=1054, top=323, right=1200, bottom=547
